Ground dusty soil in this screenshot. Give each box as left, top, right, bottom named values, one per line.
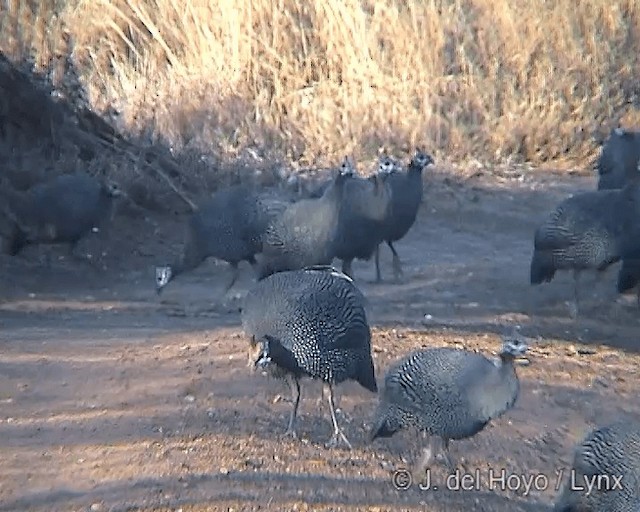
left=1, top=167, right=639, bottom=512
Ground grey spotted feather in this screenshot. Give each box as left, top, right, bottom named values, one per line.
left=242, top=265, right=377, bottom=449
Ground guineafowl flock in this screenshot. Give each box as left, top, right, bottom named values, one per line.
left=2, top=131, right=640, bottom=510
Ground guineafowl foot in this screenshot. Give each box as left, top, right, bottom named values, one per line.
left=324, top=382, right=351, bottom=449
left=436, top=451, right=456, bottom=472
left=374, top=245, right=383, bottom=283
left=223, top=264, right=240, bottom=293
left=391, top=255, right=404, bottom=282
left=280, top=427, right=298, bottom=440
left=325, top=429, right=352, bottom=450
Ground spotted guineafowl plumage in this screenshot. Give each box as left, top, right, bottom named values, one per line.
left=530, top=174, right=640, bottom=317
left=597, top=128, right=640, bottom=191
left=370, top=335, right=527, bottom=474
left=0, top=173, right=124, bottom=260
left=155, top=184, right=289, bottom=294
left=242, top=265, right=377, bottom=448
left=554, top=421, right=640, bottom=512
left=257, top=158, right=354, bottom=279
left=332, top=158, right=393, bottom=278
left=375, top=149, right=434, bottom=281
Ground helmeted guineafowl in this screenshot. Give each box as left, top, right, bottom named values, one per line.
left=614, top=160, right=640, bottom=307
left=597, top=128, right=640, bottom=191
left=257, top=158, right=354, bottom=279
left=332, top=158, right=394, bottom=278
left=370, top=334, right=528, bottom=474
left=375, top=149, right=434, bottom=282
left=242, top=265, right=377, bottom=449
left=155, top=184, right=289, bottom=294
left=0, top=173, right=124, bottom=261
left=554, top=421, right=640, bottom=512
left=530, top=167, right=640, bottom=318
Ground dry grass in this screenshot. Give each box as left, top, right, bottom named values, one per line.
left=2, top=0, right=640, bottom=170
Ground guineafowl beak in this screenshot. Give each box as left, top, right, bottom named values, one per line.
left=253, top=338, right=272, bottom=369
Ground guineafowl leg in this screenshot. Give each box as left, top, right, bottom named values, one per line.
left=414, top=435, right=436, bottom=477
left=415, top=436, right=455, bottom=475
left=374, top=245, right=383, bottom=282
left=436, top=437, right=455, bottom=471
left=569, top=269, right=581, bottom=319
left=282, top=375, right=300, bottom=439
left=224, top=262, right=240, bottom=293
left=324, top=383, right=351, bottom=450
left=387, top=241, right=404, bottom=281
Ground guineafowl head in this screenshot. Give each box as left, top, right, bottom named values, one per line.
left=339, top=156, right=356, bottom=177
left=498, top=335, right=528, bottom=360
left=247, top=336, right=272, bottom=370
left=377, top=156, right=396, bottom=176
left=155, top=265, right=173, bottom=294
left=369, top=404, right=404, bottom=441
left=410, top=149, right=434, bottom=172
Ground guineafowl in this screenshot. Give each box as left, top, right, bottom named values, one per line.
left=375, top=149, right=434, bottom=282
left=257, top=158, right=354, bottom=279
left=370, top=335, right=528, bottom=475
left=597, top=128, right=640, bottom=191
left=242, top=265, right=377, bottom=449
left=0, top=173, right=124, bottom=262
left=155, top=185, right=289, bottom=294
left=332, top=158, right=394, bottom=278
left=530, top=169, right=640, bottom=318
left=617, top=253, right=640, bottom=308
left=554, top=421, right=640, bottom=512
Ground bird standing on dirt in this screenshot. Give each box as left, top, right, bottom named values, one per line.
left=0, top=173, right=124, bottom=264
left=257, top=158, right=354, bottom=279
left=375, top=149, right=434, bottom=282
left=154, top=184, right=289, bottom=294
left=242, top=265, right=378, bottom=449
left=530, top=166, right=640, bottom=318
left=596, top=127, right=640, bottom=191
left=554, top=421, right=640, bottom=512
left=332, top=158, right=394, bottom=279
left=370, top=334, right=528, bottom=475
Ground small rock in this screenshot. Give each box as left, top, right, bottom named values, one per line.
left=184, top=395, right=195, bottom=403
left=90, top=503, right=102, bottom=511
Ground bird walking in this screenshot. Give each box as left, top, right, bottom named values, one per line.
left=375, top=149, right=434, bottom=282
left=155, top=184, right=288, bottom=294
left=370, top=334, right=528, bottom=475
left=242, top=265, right=377, bottom=449
left=332, top=158, right=393, bottom=279
left=530, top=173, right=640, bottom=318
left=554, top=421, right=640, bottom=512
left=257, top=158, right=354, bottom=279
left=0, top=173, right=124, bottom=265
left=596, top=127, right=640, bottom=191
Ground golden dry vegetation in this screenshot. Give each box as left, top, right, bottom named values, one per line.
left=2, top=0, right=639, bottom=169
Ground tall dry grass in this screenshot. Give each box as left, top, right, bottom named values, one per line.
left=2, top=0, right=640, bottom=169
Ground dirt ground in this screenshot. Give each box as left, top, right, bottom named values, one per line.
left=1, top=167, right=639, bottom=512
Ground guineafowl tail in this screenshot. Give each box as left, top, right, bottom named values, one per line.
left=530, top=251, right=556, bottom=284
left=356, top=357, right=378, bottom=393
left=617, top=260, right=640, bottom=293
